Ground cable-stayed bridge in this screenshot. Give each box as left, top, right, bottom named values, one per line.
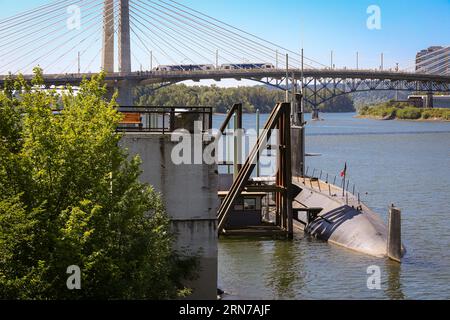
left=0, top=0, right=449, bottom=107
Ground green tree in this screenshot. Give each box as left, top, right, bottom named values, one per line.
left=0, top=69, right=196, bottom=299
left=134, top=84, right=355, bottom=113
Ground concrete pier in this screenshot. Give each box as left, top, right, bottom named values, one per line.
left=120, top=133, right=218, bottom=300
left=116, top=79, right=137, bottom=106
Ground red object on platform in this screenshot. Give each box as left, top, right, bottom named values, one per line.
left=340, top=163, right=347, bottom=177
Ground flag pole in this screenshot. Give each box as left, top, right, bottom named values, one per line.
left=341, top=162, right=347, bottom=197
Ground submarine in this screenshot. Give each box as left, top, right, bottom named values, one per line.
left=218, top=96, right=405, bottom=262
left=290, top=95, right=406, bottom=261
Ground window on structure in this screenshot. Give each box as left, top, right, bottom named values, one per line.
left=244, top=198, right=257, bottom=211
left=234, top=198, right=244, bottom=211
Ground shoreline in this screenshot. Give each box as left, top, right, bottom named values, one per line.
left=355, top=115, right=450, bottom=122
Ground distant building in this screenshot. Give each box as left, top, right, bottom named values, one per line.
left=407, top=95, right=450, bottom=108
left=416, top=46, right=450, bottom=75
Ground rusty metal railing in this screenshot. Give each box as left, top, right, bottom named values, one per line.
left=117, top=106, right=213, bottom=134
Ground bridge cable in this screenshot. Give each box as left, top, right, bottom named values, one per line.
left=46, top=2, right=120, bottom=74
left=0, top=0, right=75, bottom=29
left=131, top=0, right=240, bottom=66
left=129, top=18, right=179, bottom=65
left=129, top=4, right=216, bottom=65
left=0, top=0, right=104, bottom=67
left=0, top=0, right=103, bottom=56
left=162, top=0, right=327, bottom=68
left=2, top=4, right=106, bottom=74
left=129, top=11, right=193, bottom=65
left=145, top=0, right=300, bottom=68
left=133, top=0, right=295, bottom=69
left=138, top=0, right=306, bottom=69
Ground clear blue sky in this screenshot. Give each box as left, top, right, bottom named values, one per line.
left=0, top=0, right=449, bottom=74
left=176, top=0, right=450, bottom=69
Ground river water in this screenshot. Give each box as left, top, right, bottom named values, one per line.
left=213, top=112, right=450, bottom=300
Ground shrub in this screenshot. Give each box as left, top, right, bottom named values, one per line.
left=396, top=107, right=422, bottom=120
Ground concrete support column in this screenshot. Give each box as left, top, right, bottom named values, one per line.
left=120, top=133, right=219, bottom=300
left=312, top=108, right=320, bottom=120
left=102, top=0, right=115, bottom=73
left=426, top=92, right=434, bottom=109
left=119, top=0, right=131, bottom=74
left=116, top=79, right=136, bottom=106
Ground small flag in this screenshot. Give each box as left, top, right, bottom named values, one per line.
left=340, top=163, right=347, bottom=178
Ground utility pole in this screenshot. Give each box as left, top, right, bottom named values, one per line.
left=356, top=51, right=359, bottom=70
left=301, top=48, right=304, bottom=92
left=216, top=49, right=219, bottom=69
left=285, top=54, right=289, bottom=102
left=330, top=50, right=333, bottom=69
left=77, top=51, right=80, bottom=74
left=301, top=48, right=305, bottom=119
left=276, top=50, right=279, bottom=69
left=381, top=53, right=384, bottom=71
left=150, top=50, right=153, bottom=70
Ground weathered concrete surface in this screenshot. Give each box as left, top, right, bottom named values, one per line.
left=120, top=133, right=218, bottom=300
left=291, top=126, right=304, bottom=177
left=387, top=206, right=402, bottom=262
left=101, top=0, right=114, bottom=73
left=293, top=178, right=405, bottom=258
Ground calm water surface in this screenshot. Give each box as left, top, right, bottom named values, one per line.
left=213, top=113, right=450, bottom=300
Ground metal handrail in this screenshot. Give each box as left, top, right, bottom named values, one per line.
left=303, top=166, right=363, bottom=206
left=117, top=105, right=213, bottom=134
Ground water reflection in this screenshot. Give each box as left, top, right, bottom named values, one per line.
left=266, top=240, right=303, bottom=299
left=384, top=260, right=405, bottom=300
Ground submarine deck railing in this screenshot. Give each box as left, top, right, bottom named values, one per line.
left=117, top=106, right=213, bottom=134
left=300, top=166, right=364, bottom=206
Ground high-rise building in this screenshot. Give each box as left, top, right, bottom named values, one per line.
left=416, top=46, right=450, bottom=75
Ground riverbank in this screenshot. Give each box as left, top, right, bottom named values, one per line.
left=355, top=114, right=450, bottom=122
left=358, top=101, right=450, bottom=122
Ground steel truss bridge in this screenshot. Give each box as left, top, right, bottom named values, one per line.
left=2, top=68, right=449, bottom=108
left=0, top=0, right=449, bottom=107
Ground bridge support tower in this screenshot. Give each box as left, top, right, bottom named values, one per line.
left=102, top=0, right=134, bottom=106
left=426, top=92, right=434, bottom=108
left=117, top=0, right=133, bottom=105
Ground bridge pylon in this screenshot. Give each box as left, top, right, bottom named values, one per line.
left=117, top=0, right=133, bottom=105
left=118, top=0, right=131, bottom=74
left=101, top=0, right=115, bottom=74
left=101, top=0, right=134, bottom=105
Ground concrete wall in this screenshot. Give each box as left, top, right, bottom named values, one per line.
left=120, top=133, right=218, bottom=300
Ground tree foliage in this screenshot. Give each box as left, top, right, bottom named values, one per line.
left=358, top=100, right=450, bottom=120
left=0, top=69, right=196, bottom=299
left=135, top=84, right=355, bottom=113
